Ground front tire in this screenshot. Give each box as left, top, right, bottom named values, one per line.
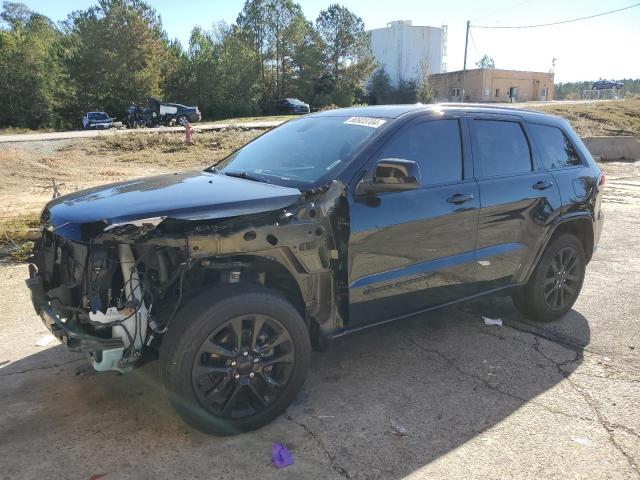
left=160, top=284, right=311, bottom=435
left=512, top=234, right=586, bottom=322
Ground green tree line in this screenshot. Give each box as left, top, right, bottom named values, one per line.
left=0, top=0, right=375, bottom=129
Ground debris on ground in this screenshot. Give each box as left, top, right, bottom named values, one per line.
left=390, top=419, right=409, bottom=437
left=271, top=443, right=293, bottom=468
left=482, top=316, right=503, bottom=326
left=35, top=333, right=56, bottom=347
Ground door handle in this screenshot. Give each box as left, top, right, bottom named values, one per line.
left=532, top=181, right=553, bottom=190
left=447, top=193, right=474, bottom=204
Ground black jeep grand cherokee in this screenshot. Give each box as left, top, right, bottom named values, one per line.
left=26, top=105, right=604, bottom=435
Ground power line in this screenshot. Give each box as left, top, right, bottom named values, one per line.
left=469, top=29, right=481, bottom=60
left=474, top=2, right=640, bottom=29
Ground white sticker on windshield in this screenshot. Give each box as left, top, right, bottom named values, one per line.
left=344, top=117, right=386, bottom=128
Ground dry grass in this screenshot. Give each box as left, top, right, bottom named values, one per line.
left=526, top=99, right=640, bottom=137
left=0, top=127, right=54, bottom=136
left=0, top=212, right=40, bottom=262
left=66, top=128, right=265, bottom=170
left=211, top=114, right=296, bottom=124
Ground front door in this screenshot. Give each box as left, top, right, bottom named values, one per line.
left=468, top=117, right=562, bottom=290
left=347, top=117, right=479, bottom=325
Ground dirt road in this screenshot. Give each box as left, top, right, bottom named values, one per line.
left=0, top=120, right=284, bottom=143
left=1, top=160, right=639, bottom=479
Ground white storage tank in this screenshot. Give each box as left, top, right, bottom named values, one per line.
left=369, top=20, right=446, bottom=86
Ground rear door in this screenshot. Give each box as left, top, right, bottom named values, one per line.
left=347, top=117, right=480, bottom=325
left=469, top=116, right=561, bottom=290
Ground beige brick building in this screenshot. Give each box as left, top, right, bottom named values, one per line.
left=431, top=68, right=554, bottom=103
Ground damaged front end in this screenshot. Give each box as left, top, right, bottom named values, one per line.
left=26, top=178, right=349, bottom=373
left=26, top=219, right=167, bottom=372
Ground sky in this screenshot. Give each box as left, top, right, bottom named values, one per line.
left=17, top=0, right=640, bottom=83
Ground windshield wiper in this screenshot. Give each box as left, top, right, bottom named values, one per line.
left=223, top=170, right=270, bottom=183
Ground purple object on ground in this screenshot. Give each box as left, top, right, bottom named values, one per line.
left=271, top=443, right=293, bottom=468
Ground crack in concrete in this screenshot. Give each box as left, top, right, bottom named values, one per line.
left=532, top=337, right=640, bottom=476
left=408, top=326, right=639, bottom=473
left=283, top=411, right=351, bottom=479
left=571, top=370, right=640, bottom=384
left=403, top=336, right=594, bottom=423
left=0, top=358, right=84, bottom=377
left=610, top=423, right=640, bottom=441
left=455, top=305, right=640, bottom=377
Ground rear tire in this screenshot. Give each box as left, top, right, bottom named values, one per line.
left=512, top=234, right=586, bottom=322
left=160, top=284, right=311, bottom=435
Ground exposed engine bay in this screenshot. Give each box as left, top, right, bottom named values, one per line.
left=27, top=181, right=350, bottom=372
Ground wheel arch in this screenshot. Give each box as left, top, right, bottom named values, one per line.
left=548, top=216, right=594, bottom=263
left=518, top=213, right=594, bottom=284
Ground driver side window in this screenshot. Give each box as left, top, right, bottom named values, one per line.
left=376, top=119, right=463, bottom=186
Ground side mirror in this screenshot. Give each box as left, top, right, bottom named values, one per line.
left=357, top=158, right=421, bottom=195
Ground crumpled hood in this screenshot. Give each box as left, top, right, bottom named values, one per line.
left=45, top=170, right=301, bottom=240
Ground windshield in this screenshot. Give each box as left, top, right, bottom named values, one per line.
left=215, top=116, right=385, bottom=188
left=88, top=112, right=108, bottom=120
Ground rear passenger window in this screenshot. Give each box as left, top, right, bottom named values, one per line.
left=377, top=119, right=462, bottom=185
left=529, top=123, right=583, bottom=169
left=473, top=120, right=532, bottom=177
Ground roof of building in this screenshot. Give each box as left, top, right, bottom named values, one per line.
left=432, top=68, right=553, bottom=76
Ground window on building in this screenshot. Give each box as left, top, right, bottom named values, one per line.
left=451, top=87, right=461, bottom=98
left=472, top=120, right=532, bottom=177
left=540, top=87, right=547, bottom=97
left=377, top=120, right=463, bottom=185
left=495, top=88, right=500, bottom=98
left=529, top=123, right=583, bottom=169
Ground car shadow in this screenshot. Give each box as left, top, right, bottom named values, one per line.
left=0, top=297, right=589, bottom=479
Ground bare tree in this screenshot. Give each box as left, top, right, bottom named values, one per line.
left=417, top=61, right=434, bottom=103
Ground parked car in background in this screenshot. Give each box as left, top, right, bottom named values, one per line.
left=591, top=80, right=623, bottom=90
left=82, top=112, right=114, bottom=129
left=26, top=104, right=604, bottom=436
left=275, top=98, right=310, bottom=114
left=161, top=101, right=202, bottom=125
left=126, top=98, right=201, bottom=128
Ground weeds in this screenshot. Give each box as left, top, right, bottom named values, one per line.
left=0, top=212, right=40, bottom=262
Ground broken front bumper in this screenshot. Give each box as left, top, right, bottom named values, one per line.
left=25, top=268, right=124, bottom=353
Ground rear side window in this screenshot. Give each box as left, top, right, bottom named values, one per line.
left=473, top=120, right=532, bottom=177
left=377, top=119, right=462, bottom=185
left=529, top=123, right=583, bottom=169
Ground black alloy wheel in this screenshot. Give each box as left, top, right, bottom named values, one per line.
left=542, top=246, right=581, bottom=311
left=512, top=233, right=586, bottom=322
left=191, top=314, right=294, bottom=419
left=160, top=284, right=311, bottom=435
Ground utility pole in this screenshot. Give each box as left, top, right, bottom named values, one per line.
left=461, top=20, right=470, bottom=102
